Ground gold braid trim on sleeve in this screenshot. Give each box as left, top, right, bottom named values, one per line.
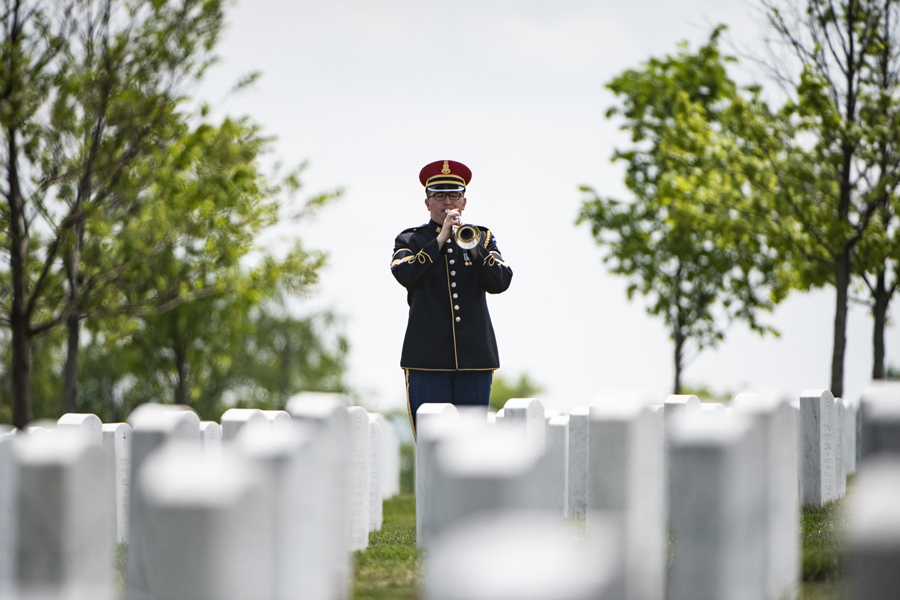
left=482, top=251, right=508, bottom=267
left=391, top=249, right=432, bottom=268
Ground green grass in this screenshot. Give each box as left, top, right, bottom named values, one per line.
left=353, top=495, right=422, bottom=600
left=801, top=498, right=847, bottom=599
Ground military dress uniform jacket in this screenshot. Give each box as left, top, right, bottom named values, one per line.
left=391, top=220, right=512, bottom=371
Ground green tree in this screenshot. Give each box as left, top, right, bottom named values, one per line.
left=489, top=372, right=544, bottom=411
left=69, top=117, right=343, bottom=422
left=578, top=29, right=788, bottom=394
left=853, top=0, right=900, bottom=380
left=0, top=0, right=226, bottom=428
left=760, top=0, right=895, bottom=395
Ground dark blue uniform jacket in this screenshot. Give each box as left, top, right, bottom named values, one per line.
left=391, top=220, right=513, bottom=370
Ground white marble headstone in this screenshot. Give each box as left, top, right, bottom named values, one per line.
left=668, top=413, right=766, bottom=600
left=664, top=395, right=701, bottom=518
left=347, top=406, right=371, bottom=550
left=16, top=434, right=113, bottom=600
left=139, top=443, right=272, bottom=600
left=237, top=419, right=324, bottom=600
left=700, top=403, right=726, bottom=417
left=367, top=415, right=383, bottom=532
left=0, top=436, right=17, bottom=597
left=501, top=398, right=546, bottom=450
left=431, top=426, right=550, bottom=543
left=847, top=457, right=900, bottom=600
left=834, top=398, right=847, bottom=498
left=371, top=413, right=400, bottom=499
left=125, top=405, right=200, bottom=599
left=199, top=421, right=222, bottom=457
left=799, top=389, right=837, bottom=505
left=286, top=392, right=352, bottom=600
left=428, top=512, right=621, bottom=600
left=589, top=400, right=666, bottom=600
left=102, top=423, right=132, bottom=543
left=567, top=406, right=590, bottom=519
left=221, top=408, right=268, bottom=441
left=546, top=415, right=569, bottom=517
left=416, top=403, right=460, bottom=548
left=261, top=410, right=292, bottom=431
left=843, top=397, right=859, bottom=475
left=733, top=391, right=800, bottom=600
left=860, top=383, right=900, bottom=461
left=57, top=413, right=103, bottom=445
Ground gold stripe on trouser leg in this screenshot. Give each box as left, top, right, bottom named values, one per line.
left=405, top=369, right=417, bottom=442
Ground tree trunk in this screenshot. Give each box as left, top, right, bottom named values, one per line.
left=872, top=269, right=888, bottom=380
left=62, top=214, right=85, bottom=415
left=62, top=316, right=80, bottom=414
left=8, top=127, right=33, bottom=429
left=172, top=314, right=187, bottom=406
left=673, top=330, right=685, bottom=395
left=831, top=250, right=851, bottom=397
left=11, top=313, right=33, bottom=430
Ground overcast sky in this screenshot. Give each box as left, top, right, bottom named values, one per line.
left=196, top=0, right=896, bottom=412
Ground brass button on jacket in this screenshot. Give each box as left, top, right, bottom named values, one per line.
left=391, top=220, right=513, bottom=370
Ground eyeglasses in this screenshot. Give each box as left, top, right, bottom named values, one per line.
left=430, top=192, right=463, bottom=201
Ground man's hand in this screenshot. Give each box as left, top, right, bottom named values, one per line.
left=436, top=209, right=461, bottom=246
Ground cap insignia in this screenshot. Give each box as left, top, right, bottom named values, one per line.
left=441, top=161, right=451, bottom=174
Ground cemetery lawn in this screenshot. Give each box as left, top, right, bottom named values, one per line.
left=354, top=494, right=422, bottom=599
left=801, top=498, right=847, bottom=600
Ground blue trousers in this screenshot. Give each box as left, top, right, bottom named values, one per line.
left=405, top=369, right=493, bottom=440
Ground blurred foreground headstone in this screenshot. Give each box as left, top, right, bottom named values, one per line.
left=416, top=403, right=459, bottom=548
left=237, top=419, right=325, bottom=600
left=138, top=443, right=272, bottom=600
left=733, top=391, right=799, bottom=600
left=588, top=399, right=665, bottom=600
left=860, top=383, right=900, bottom=461
left=431, top=424, right=551, bottom=545
left=426, top=512, right=621, bottom=600
left=669, top=412, right=766, bottom=600
left=847, top=457, right=900, bottom=600
left=220, top=408, right=267, bottom=442
left=125, top=404, right=199, bottom=600
left=16, top=434, right=113, bottom=600
left=286, top=392, right=352, bottom=600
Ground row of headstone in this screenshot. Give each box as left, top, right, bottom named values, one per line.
left=418, top=390, right=806, bottom=600
left=0, top=396, right=400, bottom=600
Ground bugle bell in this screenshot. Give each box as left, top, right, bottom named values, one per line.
left=454, top=223, right=481, bottom=249
left=445, top=209, right=481, bottom=250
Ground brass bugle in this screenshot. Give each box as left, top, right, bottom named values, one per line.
left=445, top=209, right=481, bottom=250
left=454, top=223, right=481, bottom=249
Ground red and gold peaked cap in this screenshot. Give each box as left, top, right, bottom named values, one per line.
left=419, top=160, right=472, bottom=192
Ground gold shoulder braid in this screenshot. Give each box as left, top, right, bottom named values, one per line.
left=483, top=230, right=492, bottom=248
